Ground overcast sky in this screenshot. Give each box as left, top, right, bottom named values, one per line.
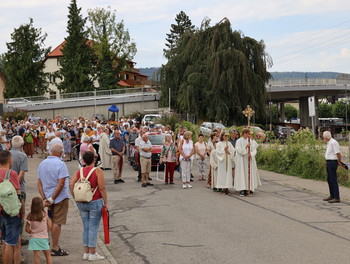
left=0, top=0, right=349, bottom=73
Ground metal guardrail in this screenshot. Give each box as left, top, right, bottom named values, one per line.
left=4, top=87, right=158, bottom=108
left=268, top=78, right=339, bottom=87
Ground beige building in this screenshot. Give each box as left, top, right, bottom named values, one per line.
left=44, top=41, right=149, bottom=99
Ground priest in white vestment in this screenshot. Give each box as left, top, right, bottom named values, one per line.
left=215, top=132, right=235, bottom=194
left=210, top=148, right=218, bottom=189
left=234, top=128, right=262, bottom=196
left=99, top=129, right=112, bottom=170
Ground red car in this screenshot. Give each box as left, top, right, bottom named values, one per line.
left=132, top=133, right=165, bottom=171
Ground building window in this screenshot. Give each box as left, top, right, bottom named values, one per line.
left=125, top=74, right=129, bottom=80
left=49, top=91, right=57, bottom=100
left=134, top=75, right=137, bottom=80
left=50, top=74, right=56, bottom=83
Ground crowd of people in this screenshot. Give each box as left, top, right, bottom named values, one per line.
left=0, top=114, right=263, bottom=263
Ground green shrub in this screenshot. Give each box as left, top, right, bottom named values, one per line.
left=3, top=109, right=27, bottom=122
left=257, top=128, right=350, bottom=187
left=159, top=113, right=181, bottom=131
left=175, top=121, right=200, bottom=142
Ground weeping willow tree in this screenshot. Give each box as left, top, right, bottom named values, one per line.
left=160, top=17, right=272, bottom=125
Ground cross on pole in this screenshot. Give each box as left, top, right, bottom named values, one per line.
left=242, top=105, right=255, bottom=197
left=242, top=105, right=255, bottom=127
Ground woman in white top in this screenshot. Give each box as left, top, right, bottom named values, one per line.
left=179, top=131, right=195, bottom=189
left=195, top=133, right=207, bottom=181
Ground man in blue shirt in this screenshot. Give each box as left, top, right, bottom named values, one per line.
left=110, top=130, right=125, bottom=184
left=37, top=144, right=70, bottom=256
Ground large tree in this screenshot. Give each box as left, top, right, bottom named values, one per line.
left=1, top=18, right=50, bottom=98
left=163, top=11, right=195, bottom=59
left=57, top=0, right=97, bottom=93
left=87, top=7, right=137, bottom=90
left=161, top=18, right=272, bottom=125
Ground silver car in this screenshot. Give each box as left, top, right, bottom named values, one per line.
left=199, top=122, right=225, bottom=136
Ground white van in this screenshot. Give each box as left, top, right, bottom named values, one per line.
left=142, top=114, right=162, bottom=124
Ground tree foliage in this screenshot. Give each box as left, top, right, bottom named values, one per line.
left=57, top=0, right=97, bottom=93
left=284, top=104, right=298, bottom=122
left=318, top=103, right=333, bottom=118
left=163, top=11, right=195, bottom=59
left=161, top=16, right=272, bottom=125
left=87, top=7, right=137, bottom=90
left=1, top=18, right=50, bottom=98
left=332, top=100, right=350, bottom=120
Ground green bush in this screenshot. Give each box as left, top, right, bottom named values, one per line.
left=257, top=128, right=350, bottom=187
left=3, top=109, right=27, bottom=122
left=175, top=121, right=200, bottom=142
left=159, top=113, right=181, bottom=131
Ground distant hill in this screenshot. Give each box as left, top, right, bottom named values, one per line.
left=140, top=67, right=160, bottom=80
left=270, top=72, right=340, bottom=80
left=139, top=68, right=341, bottom=81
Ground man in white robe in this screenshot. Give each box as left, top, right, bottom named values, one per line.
left=99, top=128, right=112, bottom=170
left=234, top=128, right=262, bottom=196
left=215, top=133, right=235, bottom=194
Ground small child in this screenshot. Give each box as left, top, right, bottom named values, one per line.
left=25, top=197, right=52, bottom=264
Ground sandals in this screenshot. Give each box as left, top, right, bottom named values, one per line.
left=51, top=247, right=69, bottom=256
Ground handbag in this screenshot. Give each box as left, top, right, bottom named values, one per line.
left=73, top=167, right=98, bottom=202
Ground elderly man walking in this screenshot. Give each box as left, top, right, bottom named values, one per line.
left=323, top=131, right=343, bottom=203
left=37, top=144, right=70, bottom=256
left=110, top=130, right=125, bottom=184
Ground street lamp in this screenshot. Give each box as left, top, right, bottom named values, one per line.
left=345, top=84, right=348, bottom=133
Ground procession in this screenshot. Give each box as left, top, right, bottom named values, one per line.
left=0, top=108, right=345, bottom=263
left=1, top=0, right=350, bottom=263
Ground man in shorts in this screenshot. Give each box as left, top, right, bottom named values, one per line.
left=0, top=150, right=23, bottom=264
left=139, top=134, right=154, bottom=187
left=37, top=144, right=70, bottom=256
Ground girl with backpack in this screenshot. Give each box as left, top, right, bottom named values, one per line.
left=25, top=196, right=52, bottom=264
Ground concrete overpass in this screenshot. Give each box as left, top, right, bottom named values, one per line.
left=267, top=74, right=350, bottom=127
left=4, top=88, right=160, bottom=120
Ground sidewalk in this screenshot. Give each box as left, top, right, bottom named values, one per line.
left=259, top=169, right=350, bottom=201
left=22, top=156, right=117, bottom=264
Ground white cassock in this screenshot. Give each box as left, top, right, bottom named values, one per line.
left=99, top=133, right=112, bottom=169
left=210, top=149, right=218, bottom=189
left=215, top=141, right=235, bottom=189
left=234, top=138, right=262, bottom=191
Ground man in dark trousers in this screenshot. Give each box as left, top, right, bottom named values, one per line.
left=323, top=131, right=342, bottom=203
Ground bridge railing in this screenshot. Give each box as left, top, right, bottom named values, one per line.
left=4, top=87, right=157, bottom=105
left=268, top=78, right=337, bottom=87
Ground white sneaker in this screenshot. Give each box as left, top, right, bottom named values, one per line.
left=183, top=184, right=187, bottom=189
left=82, top=253, right=90, bottom=260
left=187, top=184, right=192, bottom=188
left=88, top=253, right=105, bottom=261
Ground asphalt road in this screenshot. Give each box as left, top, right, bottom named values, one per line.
left=102, top=159, right=350, bottom=264
left=22, top=155, right=350, bottom=264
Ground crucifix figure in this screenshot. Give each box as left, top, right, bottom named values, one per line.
left=242, top=105, right=255, bottom=196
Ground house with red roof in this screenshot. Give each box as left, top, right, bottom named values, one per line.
left=44, top=41, right=149, bottom=98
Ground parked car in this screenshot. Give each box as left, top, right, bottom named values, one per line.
left=131, top=132, right=165, bottom=171
left=7, top=98, right=31, bottom=105
left=199, top=122, right=225, bottom=136
left=274, top=126, right=295, bottom=140
left=248, top=126, right=266, bottom=142
left=142, top=114, right=162, bottom=125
